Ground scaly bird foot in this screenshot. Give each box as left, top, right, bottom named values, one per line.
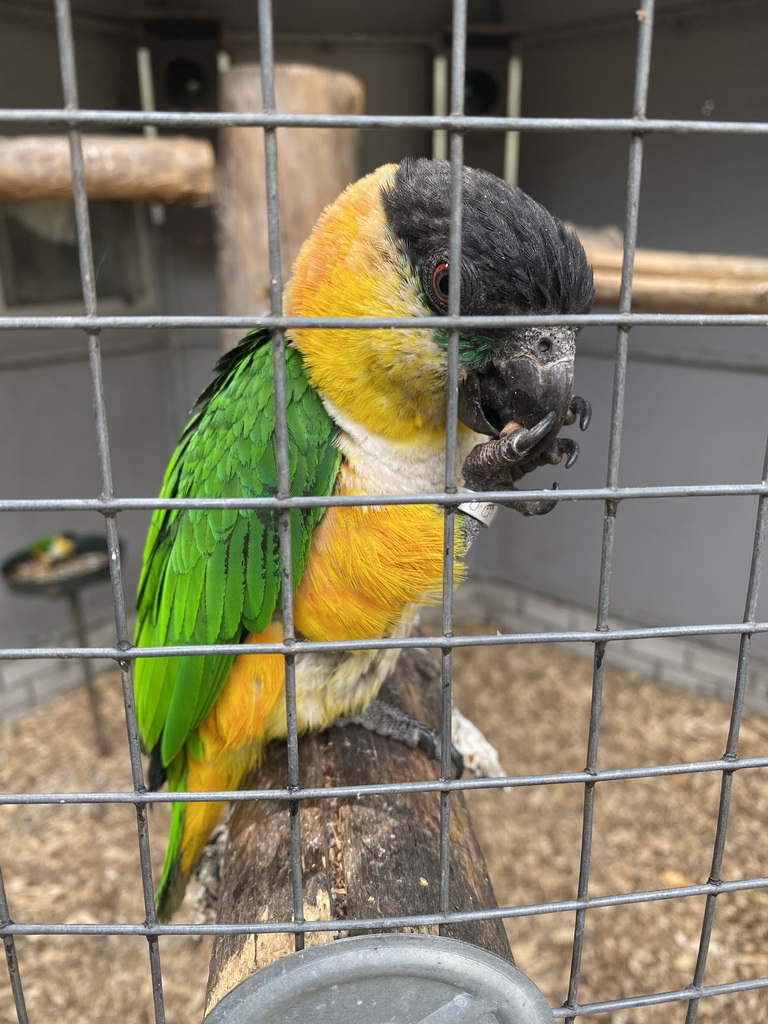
left=334, top=699, right=464, bottom=778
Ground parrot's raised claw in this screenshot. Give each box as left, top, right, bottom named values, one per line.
left=460, top=387, right=592, bottom=511
left=462, top=411, right=556, bottom=489
left=563, top=394, right=591, bottom=431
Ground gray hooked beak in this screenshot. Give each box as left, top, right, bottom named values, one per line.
left=458, top=326, right=580, bottom=460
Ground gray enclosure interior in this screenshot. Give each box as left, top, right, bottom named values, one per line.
left=1, top=0, right=767, bottom=1022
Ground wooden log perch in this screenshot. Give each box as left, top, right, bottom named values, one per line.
left=216, top=63, right=365, bottom=349
left=577, top=226, right=768, bottom=314
left=204, top=647, right=511, bottom=1017
left=0, top=135, right=214, bottom=203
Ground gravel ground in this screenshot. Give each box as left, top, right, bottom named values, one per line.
left=2, top=632, right=767, bottom=1023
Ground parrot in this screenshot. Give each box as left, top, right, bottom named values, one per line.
left=20, top=533, right=76, bottom=567
left=134, top=157, right=595, bottom=920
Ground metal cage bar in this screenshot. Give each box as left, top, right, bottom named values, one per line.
left=2, top=865, right=768, bottom=936
left=3, top=312, right=767, bottom=329
left=562, top=2, right=656, bottom=1017
left=682, top=429, right=768, bottom=1023
left=255, top=0, right=307, bottom=955
left=436, top=0, right=469, bottom=932
left=52, top=0, right=169, bottom=1019
left=2, top=615, right=768, bottom=664
left=4, top=750, right=768, bottom=806
left=1, top=0, right=768, bottom=1020
left=1, top=109, right=767, bottom=134
left=0, top=867, right=29, bottom=1024
left=52, top=1, right=167, bottom=1020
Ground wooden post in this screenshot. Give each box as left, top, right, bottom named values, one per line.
left=204, top=648, right=512, bottom=1016
left=577, top=227, right=768, bottom=314
left=0, top=135, right=213, bottom=202
left=215, top=63, right=365, bottom=349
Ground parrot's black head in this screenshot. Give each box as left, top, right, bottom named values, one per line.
left=384, top=158, right=594, bottom=319
left=382, top=158, right=594, bottom=453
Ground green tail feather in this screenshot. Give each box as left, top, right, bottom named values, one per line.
left=154, top=800, right=188, bottom=922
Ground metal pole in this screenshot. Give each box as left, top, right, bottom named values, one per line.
left=65, top=590, right=111, bottom=756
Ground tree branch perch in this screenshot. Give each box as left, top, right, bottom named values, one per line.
left=204, top=647, right=512, bottom=1017
left=0, top=134, right=214, bottom=203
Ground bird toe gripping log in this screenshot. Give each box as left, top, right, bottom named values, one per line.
left=133, top=157, right=594, bottom=919
left=335, top=696, right=465, bottom=778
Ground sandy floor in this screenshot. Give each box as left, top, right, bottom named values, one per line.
left=2, top=633, right=767, bottom=1023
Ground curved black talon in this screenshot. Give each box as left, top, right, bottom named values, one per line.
left=507, top=411, right=557, bottom=456
left=564, top=395, right=592, bottom=431
left=538, top=436, right=579, bottom=469
left=415, top=724, right=464, bottom=779
left=578, top=397, right=592, bottom=431
left=560, top=437, right=579, bottom=469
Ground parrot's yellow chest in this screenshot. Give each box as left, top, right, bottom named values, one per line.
left=281, top=423, right=473, bottom=734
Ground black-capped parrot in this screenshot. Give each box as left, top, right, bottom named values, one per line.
left=134, top=158, right=594, bottom=919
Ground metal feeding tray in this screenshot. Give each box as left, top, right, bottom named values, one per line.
left=2, top=533, right=114, bottom=599
left=2, top=532, right=121, bottom=756
left=203, top=934, right=554, bottom=1024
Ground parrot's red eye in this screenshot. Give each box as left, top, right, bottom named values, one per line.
left=431, top=262, right=450, bottom=305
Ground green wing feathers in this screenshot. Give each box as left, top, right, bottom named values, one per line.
left=134, top=331, right=341, bottom=772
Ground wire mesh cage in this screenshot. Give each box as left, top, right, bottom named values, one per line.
left=1, top=0, right=768, bottom=1021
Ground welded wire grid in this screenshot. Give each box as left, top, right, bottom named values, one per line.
left=2, top=0, right=768, bottom=1021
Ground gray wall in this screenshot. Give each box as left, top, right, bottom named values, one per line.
left=468, top=8, right=768, bottom=663
left=0, top=16, right=222, bottom=652
left=0, top=4, right=766, bottom=673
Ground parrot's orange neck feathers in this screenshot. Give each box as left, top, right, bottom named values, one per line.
left=284, top=165, right=450, bottom=448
